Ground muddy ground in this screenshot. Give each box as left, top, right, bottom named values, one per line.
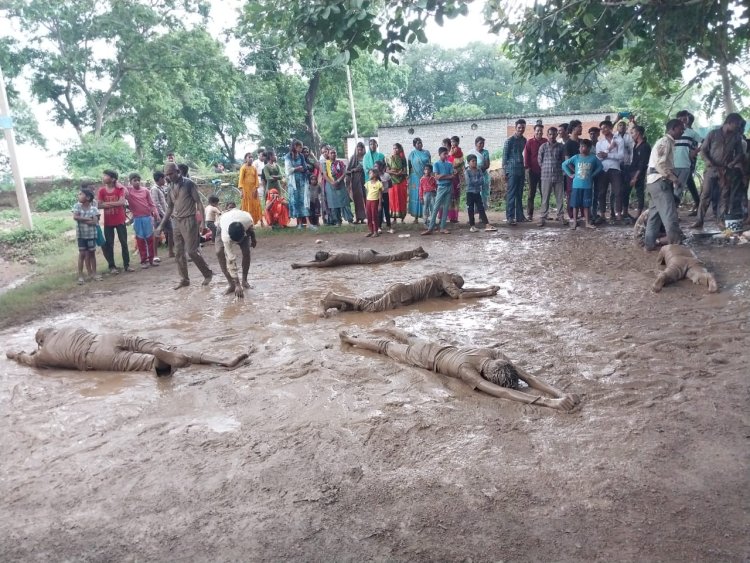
left=1, top=214, right=748, bottom=561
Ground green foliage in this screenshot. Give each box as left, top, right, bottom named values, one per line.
left=35, top=188, right=79, bottom=212
left=63, top=134, right=138, bottom=179
left=434, top=103, right=486, bottom=121
left=484, top=0, right=749, bottom=114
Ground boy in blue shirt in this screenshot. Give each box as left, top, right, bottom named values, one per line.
left=562, top=139, right=603, bottom=230
left=422, top=147, right=454, bottom=235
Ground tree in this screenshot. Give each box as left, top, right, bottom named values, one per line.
left=484, top=0, right=750, bottom=115
left=433, top=103, right=485, bottom=121
left=1, top=0, right=206, bottom=138
left=63, top=133, right=138, bottom=178
left=235, top=0, right=469, bottom=152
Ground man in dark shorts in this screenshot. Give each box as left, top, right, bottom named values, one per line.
left=291, top=247, right=428, bottom=269
left=320, top=272, right=499, bottom=314
left=6, top=327, right=249, bottom=376
left=340, top=323, right=580, bottom=411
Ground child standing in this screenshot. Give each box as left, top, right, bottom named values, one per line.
left=422, top=147, right=454, bottom=235
left=126, top=173, right=160, bottom=268
left=204, top=195, right=221, bottom=242
left=308, top=173, right=322, bottom=226
left=72, top=188, right=101, bottom=284
left=376, top=160, right=393, bottom=234
left=464, top=155, right=497, bottom=232
left=419, top=164, right=437, bottom=225
left=562, top=139, right=603, bottom=230
left=364, top=168, right=383, bottom=237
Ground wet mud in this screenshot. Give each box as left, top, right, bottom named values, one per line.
left=1, top=216, right=749, bottom=560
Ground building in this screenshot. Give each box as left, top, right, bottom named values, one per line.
left=375, top=110, right=616, bottom=159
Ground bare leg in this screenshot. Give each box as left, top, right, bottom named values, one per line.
left=652, top=264, right=683, bottom=293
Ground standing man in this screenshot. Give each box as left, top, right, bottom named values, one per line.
left=691, top=113, right=744, bottom=229
left=363, top=138, right=385, bottom=177
left=253, top=150, right=267, bottom=201
left=523, top=123, right=546, bottom=222
left=468, top=136, right=492, bottom=210
left=644, top=119, right=685, bottom=251
left=152, top=171, right=174, bottom=257
left=674, top=110, right=703, bottom=214
left=97, top=170, right=132, bottom=274
left=502, top=119, right=527, bottom=225
left=594, top=120, right=625, bottom=223
left=216, top=206, right=257, bottom=298
left=537, top=126, right=566, bottom=226
left=155, top=163, right=213, bottom=289
left=628, top=125, right=651, bottom=218
left=614, top=119, right=635, bottom=221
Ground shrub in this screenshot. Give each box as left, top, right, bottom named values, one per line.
left=36, top=188, right=79, bottom=212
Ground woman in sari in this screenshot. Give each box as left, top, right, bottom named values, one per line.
left=284, top=139, right=313, bottom=230
left=447, top=135, right=464, bottom=223
left=345, top=141, right=367, bottom=224
left=238, top=152, right=263, bottom=225
left=324, top=148, right=352, bottom=226
left=407, top=137, right=431, bottom=223
left=387, top=143, right=408, bottom=223
left=265, top=188, right=290, bottom=229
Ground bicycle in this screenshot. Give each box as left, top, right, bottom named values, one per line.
left=198, top=178, right=242, bottom=208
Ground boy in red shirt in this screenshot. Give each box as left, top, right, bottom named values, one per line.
left=127, top=173, right=160, bottom=268
left=96, top=170, right=132, bottom=273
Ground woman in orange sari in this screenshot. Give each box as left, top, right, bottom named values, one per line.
left=265, top=188, right=290, bottom=229
left=238, top=152, right=263, bottom=225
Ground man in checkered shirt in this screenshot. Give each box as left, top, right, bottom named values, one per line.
left=537, top=126, right=567, bottom=225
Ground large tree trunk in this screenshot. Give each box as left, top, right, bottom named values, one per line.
left=718, top=61, right=735, bottom=115
left=305, top=70, right=322, bottom=154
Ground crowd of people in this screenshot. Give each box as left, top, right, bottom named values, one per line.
left=70, top=110, right=748, bottom=285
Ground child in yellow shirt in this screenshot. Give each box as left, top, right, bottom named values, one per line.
left=365, top=168, right=383, bottom=237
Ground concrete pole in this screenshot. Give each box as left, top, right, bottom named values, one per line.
left=0, top=64, right=33, bottom=229
left=345, top=65, right=359, bottom=144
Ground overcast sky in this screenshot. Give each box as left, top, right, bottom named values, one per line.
left=8, top=1, right=492, bottom=175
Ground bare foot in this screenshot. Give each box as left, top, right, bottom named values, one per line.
left=242, top=280, right=251, bottom=289
left=202, top=272, right=213, bottom=286
left=173, top=279, right=190, bottom=290
left=224, top=285, right=236, bottom=295
left=707, top=276, right=718, bottom=293
left=652, top=275, right=666, bottom=293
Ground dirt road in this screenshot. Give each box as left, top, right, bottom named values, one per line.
left=1, top=219, right=748, bottom=561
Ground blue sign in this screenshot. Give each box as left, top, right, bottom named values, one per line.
left=0, top=115, right=14, bottom=129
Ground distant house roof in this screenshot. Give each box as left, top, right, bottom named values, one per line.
left=378, top=109, right=617, bottom=129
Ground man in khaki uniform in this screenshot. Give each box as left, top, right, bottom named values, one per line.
left=6, top=327, right=249, bottom=376
left=340, top=323, right=580, bottom=411
left=652, top=244, right=718, bottom=293
left=156, top=163, right=213, bottom=289
left=291, top=246, right=428, bottom=269
left=320, top=272, right=499, bottom=314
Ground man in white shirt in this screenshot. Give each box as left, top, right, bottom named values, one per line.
left=614, top=119, right=635, bottom=220
left=644, top=119, right=685, bottom=251
left=216, top=208, right=257, bottom=298
left=253, top=151, right=266, bottom=200
left=594, top=119, right=625, bottom=223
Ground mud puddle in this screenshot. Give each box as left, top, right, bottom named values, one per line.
left=1, top=212, right=748, bottom=561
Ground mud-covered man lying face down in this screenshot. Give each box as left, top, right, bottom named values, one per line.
left=340, top=322, right=581, bottom=412
left=6, top=327, right=249, bottom=376
left=291, top=246, right=428, bottom=269
left=652, top=244, right=718, bottom=293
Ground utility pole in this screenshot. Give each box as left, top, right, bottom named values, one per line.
left=0, top=64, right=33, bottom=229
left=345, top=65, right=359, bottom=145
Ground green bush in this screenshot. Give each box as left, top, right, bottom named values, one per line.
left=64, top=133, right=138, bottom=178
left=36, top=188, right=79, bottom=212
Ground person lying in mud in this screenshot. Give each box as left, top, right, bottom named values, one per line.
left=321, top=272, right=499, bottom=314
left=652, top=244, right=718, bottom=293
left=6, top=327, right=249, bottom=376
left=291, top=247, right=428, bottom=269
left=340, top=323, right=580, bottom=412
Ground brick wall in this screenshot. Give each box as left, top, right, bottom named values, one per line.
left=376, top=111, right=614, bottom=162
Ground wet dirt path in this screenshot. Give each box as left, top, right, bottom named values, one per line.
left=1, top=219, right=748, bottom=561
